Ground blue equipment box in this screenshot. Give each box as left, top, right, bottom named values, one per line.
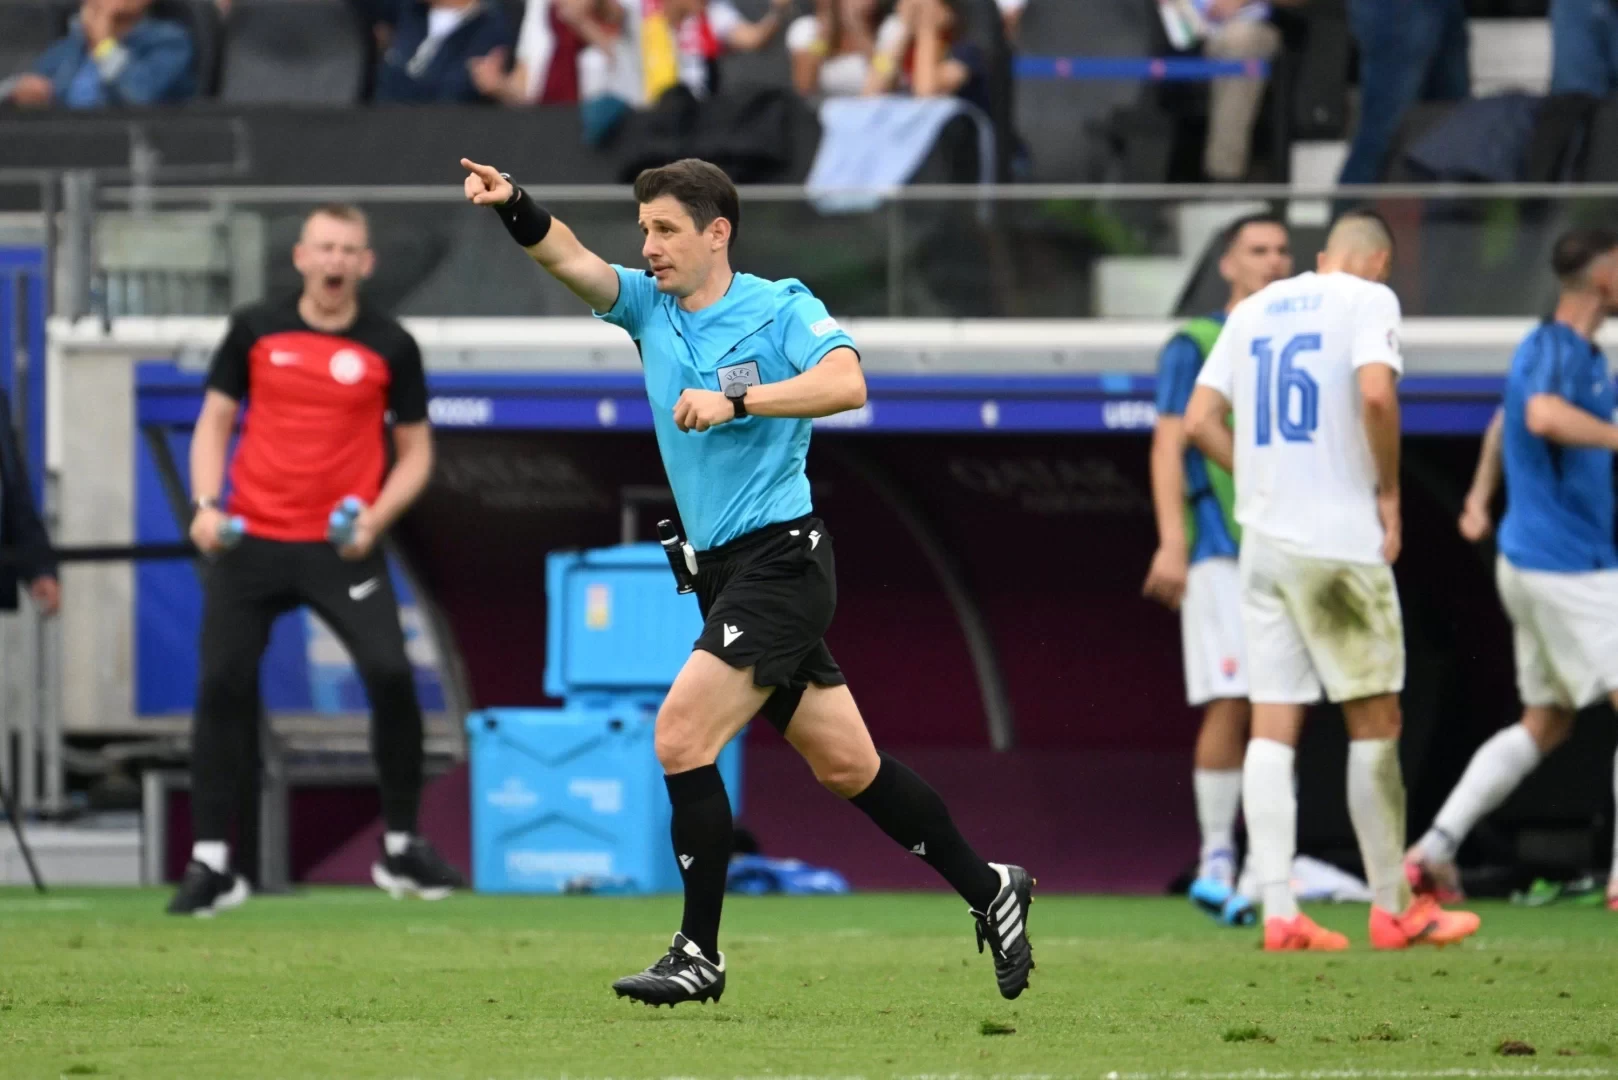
left=467, top=702, right=744, bottom=894
left=545, top=544, right=703, bottom=700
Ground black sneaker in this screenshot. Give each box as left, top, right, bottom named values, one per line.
left=371, top=837, right=467, bottom=900
left=971, top=862, right=1035, bottom=999
left=165, top=860, right=250, bottom=917
left=612, top=933, right=726, bottom=1007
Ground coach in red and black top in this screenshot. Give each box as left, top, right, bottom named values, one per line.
left=167, top=204, right=465, bottom=916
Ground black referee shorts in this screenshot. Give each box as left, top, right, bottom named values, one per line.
left=692, top=514, right=846, bottom=734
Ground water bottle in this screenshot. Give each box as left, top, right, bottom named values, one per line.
left=657, top=519, right=697, bottom=594
left=327, top=496, right=366, bottom=547
left=217, top=515, right=247, bottom=549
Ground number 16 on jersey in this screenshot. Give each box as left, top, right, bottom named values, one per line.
left=1252, top=333, right=1321, bottom=446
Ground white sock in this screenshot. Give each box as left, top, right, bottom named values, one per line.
left=192, top=840, right=228, bottom=874
left=1419, top=723, right=1542, bottom=864
left=1242, top=738, right=1298, bottom=922
left=1347, top=737, right=1411, bottom=914
left=1193, top=767, right=1242, bottom=883
left=1610, top=748, right=1618, bottom=888
left=384, top=831, right=413, bottom=857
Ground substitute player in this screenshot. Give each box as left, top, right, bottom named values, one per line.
left=167, top=204, right=465, bottom=916
left=1185, top=211, right=1480, bottom=950
left=462, top=156, right=1034, bottom=1004
left=1406, top=227, right=1618, bottom=914
left=1144, top=213, right=1292, bottom=926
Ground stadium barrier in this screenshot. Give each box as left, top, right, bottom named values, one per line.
left=38, top=313, right=1615, bottom=889
left=49, top=312, right=1545, bottom=739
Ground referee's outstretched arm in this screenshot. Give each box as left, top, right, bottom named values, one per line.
left=461, top=158, right=866, bottom=430
left=461, top=159, right=623, bottom=314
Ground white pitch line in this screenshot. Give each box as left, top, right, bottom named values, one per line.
left=0, top=897, right=91, bottom=913
left=426, top=1073, right=1618, bottom=1080
left=1094, top=1070, right=1614, bottom=1080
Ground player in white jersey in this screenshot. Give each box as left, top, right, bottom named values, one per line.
left=1185, top=211, right=1482, bottom=951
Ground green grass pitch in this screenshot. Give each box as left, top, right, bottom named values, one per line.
left=2, top=889, right=1616, bottom=1079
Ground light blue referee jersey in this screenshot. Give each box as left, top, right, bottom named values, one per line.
left=596, top=266, right=857, bottom=550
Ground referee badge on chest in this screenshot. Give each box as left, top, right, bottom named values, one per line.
left=717, top=360, right=762, bottom=393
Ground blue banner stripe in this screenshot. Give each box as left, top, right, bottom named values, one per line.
left=1015, top=56, right=1270, bottom=82
left=135, top=363, right=1504, bottom=436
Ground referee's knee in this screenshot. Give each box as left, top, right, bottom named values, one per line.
left=810, top=748, right=879, bottom=799
left=654, top=720, right=717, bottom=775
left=653, top=709, right=718, bottom=777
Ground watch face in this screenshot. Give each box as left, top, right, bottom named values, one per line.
left=724, top=382, right=747, bottom=399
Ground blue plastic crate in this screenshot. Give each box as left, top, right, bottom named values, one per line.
left=544, top=544, right=703, bottom=699
left=466, top=701, right=743, bottom=894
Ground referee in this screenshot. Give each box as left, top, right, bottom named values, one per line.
left=166, top=204, right=465, bottom=916
left=462, top=157, right=1035, bottom=1004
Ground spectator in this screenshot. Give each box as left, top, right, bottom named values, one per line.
left=0, top=388, right=59, bottom=619
left=996, top=0, right=1024, bottom=43
left=651, top=0, right=796, bottom=99
left=1165, top=0, right=1302, bottom=182
left=4, top=0, right=195, bottom=109
left=469, top=0, right=625, bottom=105
left=864, top=0, right=991, bottom=113
left=375, top=0, right=513, bottom=104
left=1549, top=0, right=1618, bottom=97
left=787, top=0, right=905, bottom=97
left=1338, top=0, right=1469, bottom=185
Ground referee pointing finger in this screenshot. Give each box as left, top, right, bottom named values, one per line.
left=166, top=204, right=466, bottom=916
left=464, top=157, right=1036, bottom=1004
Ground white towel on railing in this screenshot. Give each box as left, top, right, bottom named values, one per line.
left=805, top=95, right=996, bottom=214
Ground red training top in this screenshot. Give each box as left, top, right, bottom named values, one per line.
left=205, top=297, right=428, bottom=542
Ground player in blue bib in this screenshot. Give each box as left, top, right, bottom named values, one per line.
left=1406, top=226, right=1618, bottom=913
left=463, top=157, right=1035, bottom=1003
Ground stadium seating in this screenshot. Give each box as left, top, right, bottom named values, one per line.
left=151, top=0, right=223, bottom=99
left=1013, top=0, right=1158, bottom=183
left=0, top=0, right=71, bottom=86
left=714, top=0, right=794, bottom=96
left=218, top=0, right=370, bottom=106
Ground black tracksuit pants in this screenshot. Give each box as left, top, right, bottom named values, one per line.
left=189, top=537, right=424, bottom=841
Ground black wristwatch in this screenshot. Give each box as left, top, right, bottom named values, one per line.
left=193, top=495, right=221, bottom=512
left=724, top=381, right=748, bottom=418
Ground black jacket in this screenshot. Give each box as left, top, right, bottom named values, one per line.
left=0, top=389, right=55, bottom=609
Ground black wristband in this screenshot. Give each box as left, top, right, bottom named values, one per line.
left=494, top=182, right=553, bottom=248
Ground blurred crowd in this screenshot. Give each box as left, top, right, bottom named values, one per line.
left=1, top=0, right=1024, bottom=113
left=3, top=0, right=1606, bottom=190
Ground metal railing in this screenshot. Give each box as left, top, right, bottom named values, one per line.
left=74, top=181, right=1618, bottom=321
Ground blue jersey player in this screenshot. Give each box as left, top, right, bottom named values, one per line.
left=462, top=157, right=1036, bottom=1002
left=1407, top=226, right=1618, bottom=914
left=1143, top=213, right=1291, bottom=928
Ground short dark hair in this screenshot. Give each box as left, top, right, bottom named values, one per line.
left=1223, top=212, right=1287, bottom=253
left=1551, top=225, right=1618, bottom=284
left=633, top=159, right=741, bottom=247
